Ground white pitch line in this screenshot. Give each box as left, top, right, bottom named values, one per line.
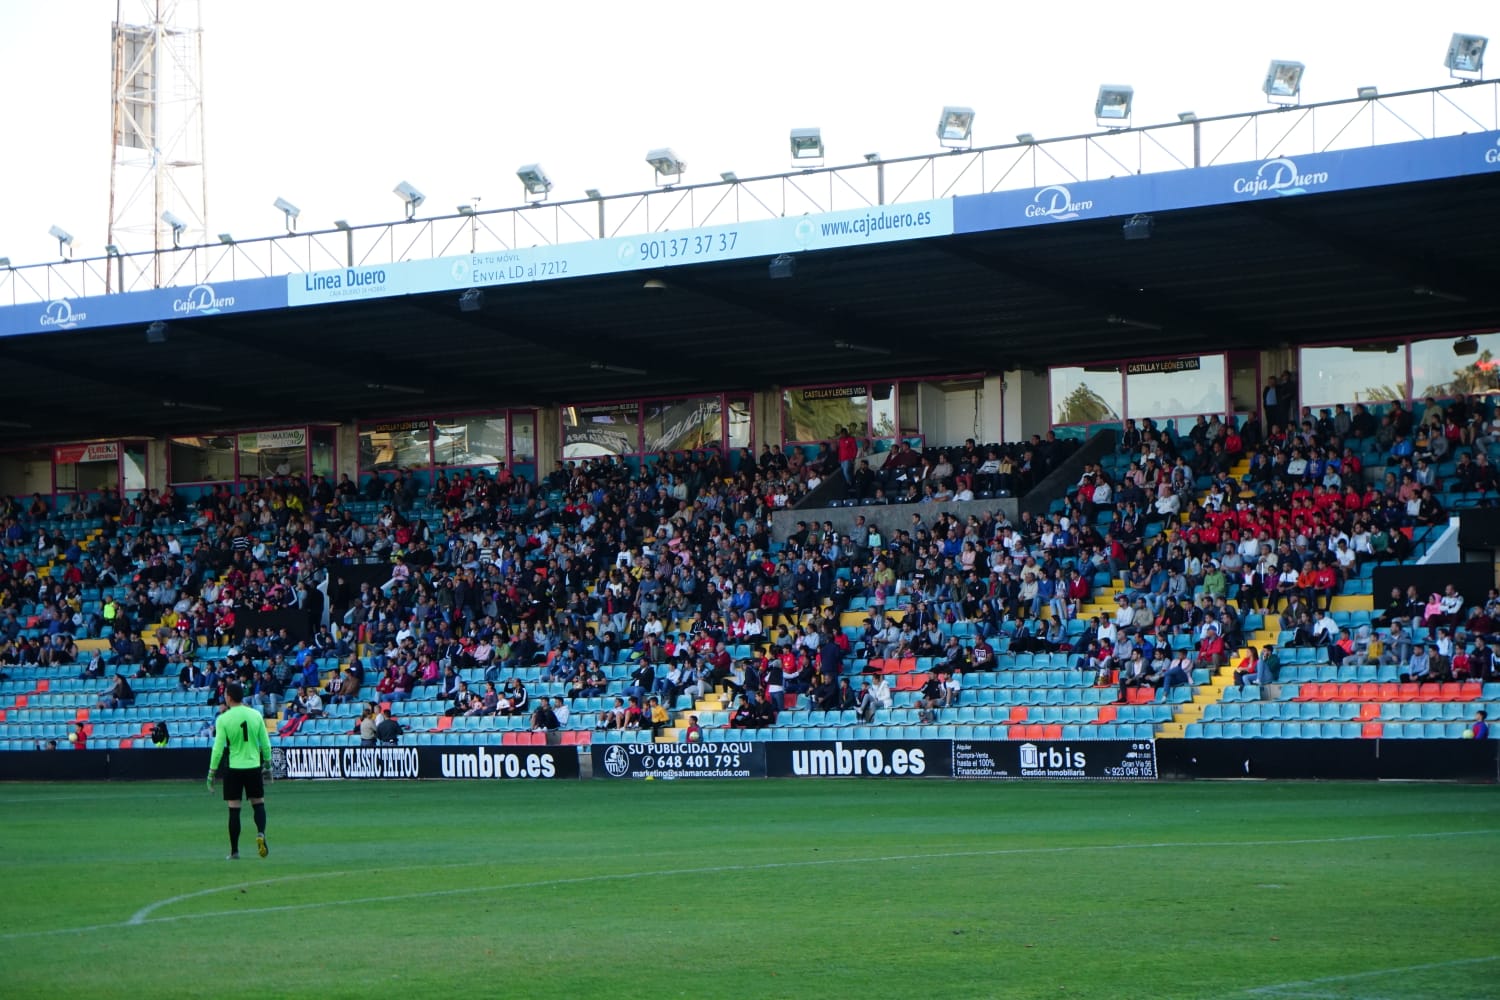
left=2, top=828, right=1496, bottom=942
left=1244, top=954, right=1500, bottom=995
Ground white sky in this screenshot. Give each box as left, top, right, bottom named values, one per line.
left=0, top=0, right=1492, bottom=266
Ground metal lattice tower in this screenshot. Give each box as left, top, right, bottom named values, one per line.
left=107, top=0, right=206, bottom=289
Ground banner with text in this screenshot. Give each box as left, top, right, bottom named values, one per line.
left=0, top=275, right=288, bottom=338
left=954, top=130, right=1500, bottom=236
left=764, top=739, right=951, bottom=778
left=272, top=744, right=578, bottom=780
left=593, top=741, right=765, bottom=779
left=950, top=739, right=1157, bottom=780
left=287, top=200, right=954, bottom=307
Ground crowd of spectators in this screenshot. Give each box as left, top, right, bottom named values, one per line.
left=2, top=391, right=1495, bottom=738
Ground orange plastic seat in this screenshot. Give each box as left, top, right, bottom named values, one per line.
left=1008, top=707, right=1030, bottom=724
left=1361, top=722, right=1384, bottom=739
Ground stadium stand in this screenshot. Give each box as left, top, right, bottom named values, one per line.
left=2, top=398, right=1494, bottom=754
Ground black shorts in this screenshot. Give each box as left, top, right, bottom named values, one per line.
left=222, top=766, right=265, bottom=802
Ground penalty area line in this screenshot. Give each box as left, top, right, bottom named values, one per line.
left=1243, top=954, right=1500, bottom=995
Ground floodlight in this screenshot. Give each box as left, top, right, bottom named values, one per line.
left=1264, top=60, right=1305, bottom=105
left=789, top=128, right=824, bottom=163
left=1016, top=133, right=1036, bottom=145
left=105, top=244, right=121, bottom=256
left=1454, top=336, right=1480, bottom=357
left=1446, top=33, right=1487, bottom=78
left=456, top=205, right=475, bottom=216
left=0, top=257, right=11, bottom=268
left=1357, top=85, right=1378, bottom=99
left=1122, top=214, right=1154, bottom=241
left=459, top=288, right=484, bottom=313
left=768, top=254, right=795, bottom=280
left=49, top=225, right=73, bottom=258
left=162, top=211, right=187, bottom=247
left=585, top=188, right=603, bottom=200
left=145, top=321, right=168, bottom=344
left=590, top=361, right=647, bottom=376
left=1177, top=111, right=1198, bottom=123
left=646, top=148, right=685, bottom=186
left=720, top=171, right=739, bottom=182
left=516, top=164, right=553, bottom=201
left=1095, top=85, right=1133, bottom=125
left=274, top=197, right=300, bottom=232
left=394, top=181, right=425, bottom=220
left=864, top=152, right=880, bottom=163
left=937, top=106, right=975, bottom=148
left=218, top=233, right=235, bottom=244
left=333, top=219, right=352, bottom=231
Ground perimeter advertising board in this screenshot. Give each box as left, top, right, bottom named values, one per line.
left=272, top=744, right=577, bottom=780
left=764, top=740, right=951, bottom=778
left=951, top=740, right=1158, bottom=781
left=592, top=741, right=764, bottom=779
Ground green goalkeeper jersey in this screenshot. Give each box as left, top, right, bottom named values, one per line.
left=210, top=704, right=272, bottom=771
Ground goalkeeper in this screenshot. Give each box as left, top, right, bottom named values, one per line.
left=207, top=681, right=273, bottom=860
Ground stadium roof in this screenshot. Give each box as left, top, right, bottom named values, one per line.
left=2, top=168, right=1497, bottom=449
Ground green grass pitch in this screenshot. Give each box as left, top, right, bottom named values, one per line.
left=0, top=780, right=1496, bottom=999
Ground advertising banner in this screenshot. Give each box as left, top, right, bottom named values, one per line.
left=951, top=739, right=1157, bottom=781
left=0, top=275, right=289, bottom=338
left=272, top=744, right=577, bottom=780
left=954, top=130, right=1500, bottom=236
left=764, top=739, right=951, bottom=778
left=592, top=741, right=764, bottom=779
left=54, top=442, right=120, bottom=464
left=287, top=199, right=955, bottom=307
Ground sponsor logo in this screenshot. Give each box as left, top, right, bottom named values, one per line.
left=1486, top=138, right=1500, bottom=165
left=793, top=218, right=817, bottom=245
left=1024, top=184, right=1093, bottom=221
left=789, top=741, right=926, bottom=776
left=171, top=283, right=236, bottom=316
left=280, top=746, right=420, bottom=778
left=1231, top=157, right=1330, bottom=197
left=40, top=299, right=85, bottom=330
left=439, top=748, right=558, bottom=779
left=602, top=745, right=631, bottom=777
left=302, top=267, right=389, bottom=293
left=1018, top=742, right=1087, bottom=777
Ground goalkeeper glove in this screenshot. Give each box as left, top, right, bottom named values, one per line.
left=205, top=771, right=217, bottom=792
left=261, top=762, right=273, bottom=780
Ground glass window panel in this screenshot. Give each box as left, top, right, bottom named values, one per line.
left=643, top=396, right=722, bottom=453
left=169, top=436, right=235, bottom=484
left=359, top=421, right=431, bottom=472
left=1409, top=333, right=1500, bottom=401
left=1299, top=346, right=1406, bottom=409
left=310, top=427, right=336, bottom=481
left=1124, top=355, right=1227, bottom=421
left=435, top=416, right=507, bottom=467
left=870, top=383, right=896, bottom=439
left=1051, top=367, right=1122, bottom=425
left=563, top=403, right=639, bottom=458
left=123, top=443, right=146, bottom=492
left=237, top=429, right=307, bottom=480
left=727, top=397, right=752, bottom=450
left=783, top=386, right=869, bottom=442
left=510, top=412, right=535, bottom=462
left=898, top=383, right=920, bottom=436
